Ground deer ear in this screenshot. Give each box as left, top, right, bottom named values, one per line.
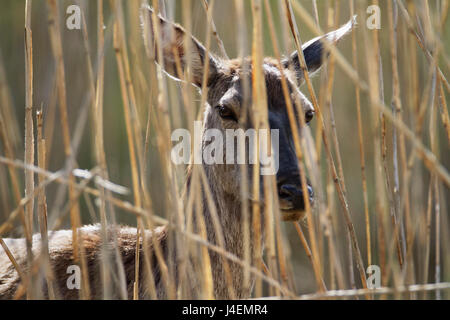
left=282, top=16, right=356, bottom=80
left=141, top=6, right=219, bottom=87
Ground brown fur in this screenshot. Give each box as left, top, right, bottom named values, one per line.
left=0, top=225, right=169, bottom=299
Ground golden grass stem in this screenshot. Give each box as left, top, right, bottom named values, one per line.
left=24, top=0, right=35, bottom=299
left=350, top=0, right=371, bottom=270
left=36, top=108, right=55, bottom=299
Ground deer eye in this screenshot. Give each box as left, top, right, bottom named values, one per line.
left=305, top=110, right=314, bottom=123
left=216, top=105, right=238, bottom=122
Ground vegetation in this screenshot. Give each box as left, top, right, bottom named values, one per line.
left=0, top=0, right=449, bottom=299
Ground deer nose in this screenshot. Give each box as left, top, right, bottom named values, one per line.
left=279, top=184, right=314, bottom=210
left=305, top=110, right=315, bottom=123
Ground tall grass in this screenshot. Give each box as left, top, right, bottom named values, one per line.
left=0, top=0, right=449, bottom=299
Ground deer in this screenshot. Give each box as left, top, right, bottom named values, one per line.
left=0, top=7, right=355, bottom=300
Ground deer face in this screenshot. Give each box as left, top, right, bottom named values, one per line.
left=201, top=62, right=315, bottom=220
left=142, top=7, right=354, bottom=220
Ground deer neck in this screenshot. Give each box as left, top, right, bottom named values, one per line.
left=184, top=162, right=258, bottom=298
left=185, top=164, right=246, bottom=256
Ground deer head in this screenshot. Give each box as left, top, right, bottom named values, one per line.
left=142, top=7, right=355, bottom=221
